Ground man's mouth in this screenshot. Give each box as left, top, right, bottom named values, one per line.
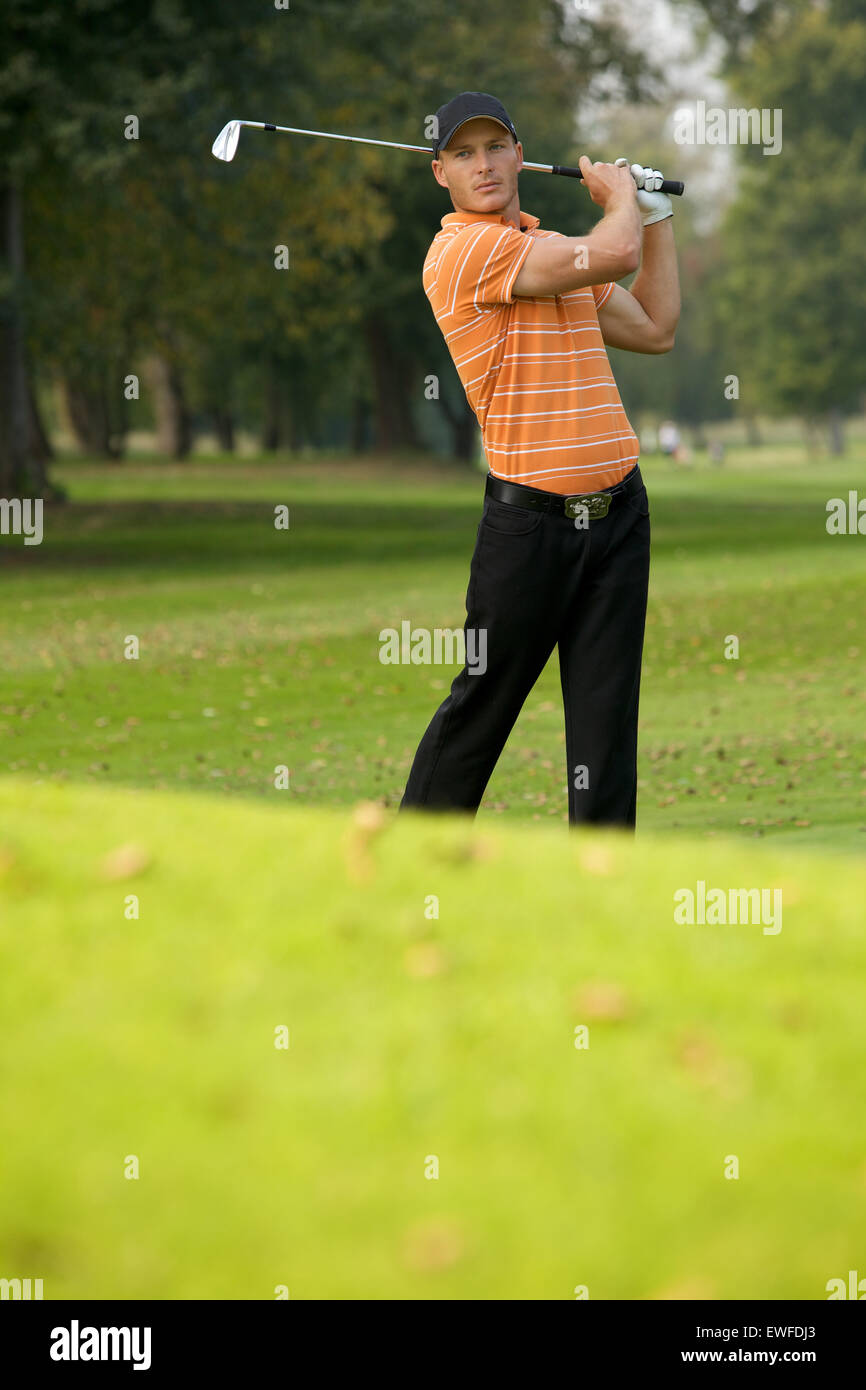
left=475, top=181, right=500, bottom=192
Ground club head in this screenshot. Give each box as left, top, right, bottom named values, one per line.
left=212, top=121, right=241, bottom=162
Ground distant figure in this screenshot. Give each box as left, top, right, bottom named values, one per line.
left=709, top=439, right=725, bottom=466
left=658, top=419, right=681, bottom=459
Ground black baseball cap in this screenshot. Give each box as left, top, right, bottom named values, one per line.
left=432, top=92, right=519, bottom=158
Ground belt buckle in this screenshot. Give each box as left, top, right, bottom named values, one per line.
left=564, top=492, right=610, bottom=520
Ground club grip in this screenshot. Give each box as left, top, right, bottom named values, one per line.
left=552, top=164, right=684, bottom=196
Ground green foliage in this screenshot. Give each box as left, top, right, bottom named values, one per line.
left=10, top=2, right=863, bottom=452
left=710, top=6, right=866, bottom=419
left=11, top=0, right=657, bottom=454
left=671, top=0, right=812, bottom=69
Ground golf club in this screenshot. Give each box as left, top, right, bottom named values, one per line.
left=211, top=119, right=685, bottom=195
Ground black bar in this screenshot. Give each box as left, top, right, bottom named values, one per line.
left=2, top=1299, right=860, bottom=1374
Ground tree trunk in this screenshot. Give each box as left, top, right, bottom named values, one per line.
left=288, top=409, right=303, bottom=451
left=62, top=374, right=115, bottom=457
left=363, top=314, right=421, bottom=454
left=827, top=408, right=845, bottom=456
left=28, top=381, right=54, bottom=462
left=801, top=417, right=823, bottom=456
left=0, top=182, right=49, bottom=497
left=440, top=390, right=478, bottom=462
left=262, top=360, right=282, bottom=451
left=263, top=363, right=312, bottom=453
left=144, top=353, right=192, bottom=458
left=349, top=391, right=368, bottom=453
left=744, top=411, right=762, bottom=447
left=454, top=410, right=478, bottom=461
left=212, top=406, right=235, bottom=452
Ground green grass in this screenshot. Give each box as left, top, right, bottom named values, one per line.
left=1, top=448, right=864, bottom=849
left=1, top=778, right=864, bottom=1299
left=2, top=450, right=863, bottom=1299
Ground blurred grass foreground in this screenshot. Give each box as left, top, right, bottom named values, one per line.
left=1, top=778, right=864, bottom=1299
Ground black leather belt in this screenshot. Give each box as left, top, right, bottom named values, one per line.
left=485, top=464, right=642, bottom=520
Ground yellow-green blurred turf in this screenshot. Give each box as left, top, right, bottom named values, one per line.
left=1, top=777, right=863, bottom=1299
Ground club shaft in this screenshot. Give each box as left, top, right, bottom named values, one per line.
left=231, top=121, right=685, bottom=195
left=252, top=121, right=433, bottom=154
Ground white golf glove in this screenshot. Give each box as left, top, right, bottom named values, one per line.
left=615, top=157, right=673, bottom=225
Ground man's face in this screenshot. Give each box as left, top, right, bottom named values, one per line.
left=432, top=116, right=523, bottom=215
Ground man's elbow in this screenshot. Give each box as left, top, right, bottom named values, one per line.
left=616, top=240, right=641, bottom=277
left=649, top=317, right=678, bottom=352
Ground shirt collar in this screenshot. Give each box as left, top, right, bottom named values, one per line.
left=441, top=209, right=540, bottom=232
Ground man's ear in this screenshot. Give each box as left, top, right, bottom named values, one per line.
left=514, top=140, right=524, bottom=173
left=431, top=158, right=449, bottom=189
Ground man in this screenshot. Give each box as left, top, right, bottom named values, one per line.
left=400, top=92, right=680, bottom=828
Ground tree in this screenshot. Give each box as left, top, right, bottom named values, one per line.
left=0, top=0, right=247, bottom=490
left=6, top=0, right=663, bottom=475
left=706, top=4, right=866, bottom=451
left=236, top=0, right=659, bottom=457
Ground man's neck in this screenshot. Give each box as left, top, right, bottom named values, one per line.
left=454, top=195, right=522, bottom=229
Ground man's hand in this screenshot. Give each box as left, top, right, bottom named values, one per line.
left=513, top=156, right=642, bottom=298
left=615, top=158, right=673, bottom=226
left=577, top=155, right=639, bottom=211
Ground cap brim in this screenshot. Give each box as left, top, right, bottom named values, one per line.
left=437, top=115, right=513, bottom=154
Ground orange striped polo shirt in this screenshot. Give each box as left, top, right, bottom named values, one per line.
left=423, top=208, right=639, bottom=494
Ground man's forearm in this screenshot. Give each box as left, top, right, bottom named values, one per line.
left=588, top=193, right=643, bottom=269
left=629, top=219, right=680, bottom=339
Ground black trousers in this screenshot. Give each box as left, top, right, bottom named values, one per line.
left=399, top=466, right=651, bottom=828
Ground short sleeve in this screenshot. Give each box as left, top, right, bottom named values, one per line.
left=435, top=223, right=535, bottom=318
left=592, top=281, right=615, bottom=310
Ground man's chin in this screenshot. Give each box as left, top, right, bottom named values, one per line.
left=466, top=193, right=508, bottom=215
